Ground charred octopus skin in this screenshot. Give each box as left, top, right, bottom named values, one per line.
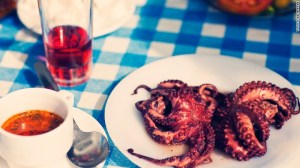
left=214, top=105, right=270, bottom=161
left=131, top=80, right=300, bottom=166
left=214, top=81, right=300, bottom=161
left=222, top=81, right=300, bottom=129
left=131, top=80, right=218, bottom=168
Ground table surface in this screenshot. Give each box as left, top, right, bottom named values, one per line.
left=0, top=0, right=300, bottom=167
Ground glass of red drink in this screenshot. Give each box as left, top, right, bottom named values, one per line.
left=37, top=0, right=93, bottom=86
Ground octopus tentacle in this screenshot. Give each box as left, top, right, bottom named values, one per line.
left=131, top=80, right=219, bottom=167
left=135, top=96, right=164, bottom=116
left=144, top=113, right=191, bottom=144
left=231, top=81, right=300, bottom=128
left=205, top=97, right=218, bottom=118
left=241, top=100, right=279, bottom=128
left=244, top=100, right=291, bottom=129
left=215, top=118, right=250, bottom=161
left=197, top=84, right=219, bottom=121
left=132, top=80, right=300, bottom=166
left=132, top=80, right=188, bottom=97
left=273, top=112, right=287, bottom=129
left=293, top=97, right=300, bottom=115
left=215, top=109, right=269, bottom=161
left=132, top=85, right=152, bottom=95
left=129, top=127, right=204, bottom=167
left=198, top=84, right=219, bottom=98
left=139, top=96, right=171, bottom=125
left=281, top=88, right=297, bottom=109
left=255, top=101, right=278, bottom=123
left=214, top=93, right=234, bottom=120
left=235, top=86, right=289, bottom=112
left=143, top=96, right=207, bottom=127
left=148, top=109, right=192, bottom=127
left=191, top=124, right=215, bottom=166
left=234, top=81, right=272, bottom=98
left=128, top=124, right=214, bottom=168
left=214, top=80, right=300, bottom=161
left=281, top=88, right=300, bottom=115
left=233, top=111, right=268, bottom=157
left=135, top=100, right=151, bottom=116
left=233, top=105, right=270, bottom=142
left=157, top=79, right=188, bottom=89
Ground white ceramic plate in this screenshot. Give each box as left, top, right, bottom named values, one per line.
left=105, top=54, right=300, bottom=168
left=0, top=108, right=107, bottom=168
left=17, top=0, right=136, bottom=37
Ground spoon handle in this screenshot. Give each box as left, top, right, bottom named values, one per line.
left=34, top=61, right=110, bottom=167
left=34, top=62, right=60, bottom=92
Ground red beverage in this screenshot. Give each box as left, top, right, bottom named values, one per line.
left=44, top=25, right=92, bottom=86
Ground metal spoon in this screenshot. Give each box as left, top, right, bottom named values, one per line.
left=34, top=62, right=110, bottom=168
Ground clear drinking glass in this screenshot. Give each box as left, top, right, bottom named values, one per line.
left=0, top=0, right=16, bottom=19
left=38, top=0, right=93, bottom=86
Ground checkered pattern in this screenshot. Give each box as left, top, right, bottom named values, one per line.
left=0, top=0, right=299, bottom=167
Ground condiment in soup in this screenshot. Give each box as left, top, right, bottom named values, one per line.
left=1, top=110, right=64, bottom=136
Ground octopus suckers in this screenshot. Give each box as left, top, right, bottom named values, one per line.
left=130, top=80, right=300, bottom=167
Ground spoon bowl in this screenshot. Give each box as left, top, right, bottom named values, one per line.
left=67, top=120, right=109, bottom=167
left=34, top=61, right=110, bottom=167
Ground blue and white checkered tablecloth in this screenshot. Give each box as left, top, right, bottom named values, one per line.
left=0, top=0, right=300, bottom=167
